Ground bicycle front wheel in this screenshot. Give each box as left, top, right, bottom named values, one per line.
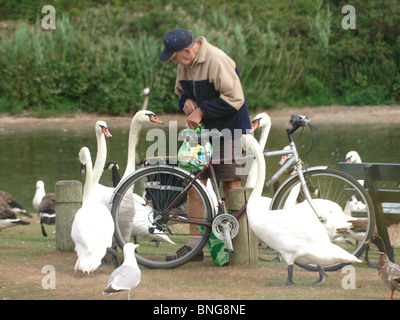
left=270, top=167, right=375, bottom=271
left=111, top=164, right=214, bottom=269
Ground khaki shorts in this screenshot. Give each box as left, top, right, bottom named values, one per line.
left=200, top=137, right=246, bottom=181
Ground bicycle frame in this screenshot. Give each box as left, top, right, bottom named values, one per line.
left=151, top=131, right=323, bottom=230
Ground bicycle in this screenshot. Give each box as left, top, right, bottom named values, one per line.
left=110, top=115, right=375, bottom=270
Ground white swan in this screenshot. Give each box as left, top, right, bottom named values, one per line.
left=345, top=150, right=364, bottom=186
left=246, top=112, right=271, bottom=189
left=242, top=134, right=361, bottom=285
left=103, top=243, right=141, bottom=300
left=71, top=147, right=114, bottom=274
left=91, top=111, right=173, bottom=244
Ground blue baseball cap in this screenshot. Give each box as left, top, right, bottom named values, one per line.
left=158, top=28, right=194, bottom=62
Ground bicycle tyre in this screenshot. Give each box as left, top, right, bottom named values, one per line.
left=111, top=164, right=214, bottom=269
left=270, top=167, right=375, bottom=272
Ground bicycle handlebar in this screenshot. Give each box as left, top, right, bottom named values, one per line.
left=287, top=114, right=310, bottom=135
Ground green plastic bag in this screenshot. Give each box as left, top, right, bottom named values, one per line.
left=197, top=225, right=229, bottom=267
left=178, top=124, right=212, bottom=171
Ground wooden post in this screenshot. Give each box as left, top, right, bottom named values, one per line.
left=55, top=180, right=82, bottom=252
left=229, top=187, right=258, bottom=267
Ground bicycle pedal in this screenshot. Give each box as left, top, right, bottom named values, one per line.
left=224, top=248, right=235, bottom=254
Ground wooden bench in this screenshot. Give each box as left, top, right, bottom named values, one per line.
left=338, top=162, right=400, bottom=261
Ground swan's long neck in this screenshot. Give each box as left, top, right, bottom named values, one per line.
left=122, top=119, right=141, bottom=180
left=83, top=153, right=95, bottom=203
left=93, top=131, right=107, bottom=185
left=247, top=135, right=266, bottom=198
left=246, top=124, right=271, bottom=188
left=258, top=124, right=271, bottom=151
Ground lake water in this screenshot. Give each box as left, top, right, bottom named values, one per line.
left=0, top=120, right=399, bottom=213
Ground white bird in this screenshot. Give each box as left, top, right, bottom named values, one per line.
left=242, top=134, right=361, bottom=286
left=246, top=112, right=271, bottom=189
left=103, top=243, right=141, bottom=300
left=140, top=87, right=150, bottom=111
left=91, top=111, right=172, bottom=245
left=71, top=147, right=114, bottom=274
left=0, top=201, right=30, bottom=231
left=345, top=150, right=364, bottom=186
left=33, top=180, right=46, bottom=211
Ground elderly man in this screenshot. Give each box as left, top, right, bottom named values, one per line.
left=159, top=28, right=251, bottom=261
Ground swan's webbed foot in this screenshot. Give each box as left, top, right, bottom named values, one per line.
left=268, top=265, right=295, bottom=286
left=310, top=266, right=327, bottom=285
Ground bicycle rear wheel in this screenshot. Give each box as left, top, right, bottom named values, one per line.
left=270, top=167, right=375, bottom=271
left=111, top=164, right=214, bottom=269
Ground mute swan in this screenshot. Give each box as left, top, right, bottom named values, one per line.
left=103, top=243, right=141, bottom=300
left=92, top=111, right=172, bottom=245
left=246, top=112, right=271, bottom=189
left=0, top=201, right=30, bottom=231
left=242, top=134, right=361, bottom=285
left=345, top=151, right=364, bottom=186
left=71, top=147, right=114, bottom=274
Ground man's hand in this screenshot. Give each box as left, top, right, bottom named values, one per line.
left=185, top=108, right=203, bottom=129
left=183, top=98, right=197, bottom=115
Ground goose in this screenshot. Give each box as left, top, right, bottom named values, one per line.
left=33, top=181, right=56, bottom=237
left=71, top=147, right=114, bottom=274
left=242, top=134, right=361, bottom=285
left=0, top=201, right=30, bottom=231
left=103, top=243, right=141, bottom=300
left=104, top=162, right=121, bottom=188
left=371, top=235, right=400, bottom=300
left=0, top=190, right=32, bottom=218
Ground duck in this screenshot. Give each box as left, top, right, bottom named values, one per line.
left=103, top=243, right=141, bottom=300
left=33, top=181, right=56, bottom=237
left=71, top=147, right=115, bottom=274
left=371, top=235, right=400, bottom=300
left=0, top=190, right=32, bottom=218
left=0, top=201, right=30, bottom=231
left=242, top=134, right=361, bottom=285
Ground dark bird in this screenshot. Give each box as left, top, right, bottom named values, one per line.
left=372, top=235, right=400, bottom=300
left=37, top=193, right=56, bottom=237
left=0, top=201, right=30, bottom=231
left=104, top=162, right=121, bottom=188
left=0, top=190, right=32, bottom=218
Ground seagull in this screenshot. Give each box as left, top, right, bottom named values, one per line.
left=103, top=243, right=141, bottom=300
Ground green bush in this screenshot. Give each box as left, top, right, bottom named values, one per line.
left=0, top=0, right=399, bottom=115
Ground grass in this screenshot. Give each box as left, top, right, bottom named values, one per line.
left=0, top=218, right=394, bottom=300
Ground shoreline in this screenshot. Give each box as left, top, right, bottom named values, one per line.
left=0, top=105, right=399, bottom=129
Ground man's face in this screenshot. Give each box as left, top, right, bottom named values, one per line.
left=170, top=48, right=193, bottom=67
